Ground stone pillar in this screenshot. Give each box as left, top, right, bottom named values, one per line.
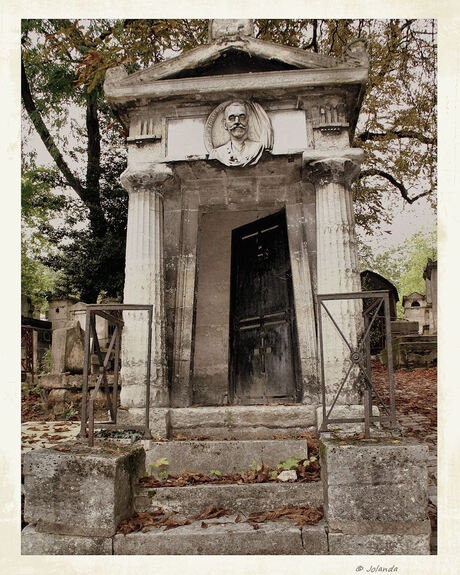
left=304, top=150, right=363, bottom=406
left=286, top=187, right=319, bottom=403
left=171, top=190, right=200, bottom=406
left=119, top=164, right=174, bottom=409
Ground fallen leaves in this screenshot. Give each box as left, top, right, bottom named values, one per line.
left=372, top=362, right=437, bottom=440
left=117, top=504, right=323, bottom=535
left=247, top=505, right=324, bottom=528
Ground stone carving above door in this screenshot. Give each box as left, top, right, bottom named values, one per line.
left=205, top=100, right=273, bottom=167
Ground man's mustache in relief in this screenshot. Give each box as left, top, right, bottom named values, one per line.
left=229, top=121, right=247, bottom=130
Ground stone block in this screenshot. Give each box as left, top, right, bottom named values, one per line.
left=114, top=518, right=327, bottom=555
left=142, top=439, right=308, bottom=475
left=51, top=324, right=85, bottom=374
left=328, top=532, right=430, bottom=555
left=23, top=442, right=145, bottom=537
left=320, top=438, right=429, bottom=526
left=135, top=482, right=323, bottom=516
left=21, top=524, right=113, bottom=555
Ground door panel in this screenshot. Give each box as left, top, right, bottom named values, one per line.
left=229, top=210, right=298, bottom=404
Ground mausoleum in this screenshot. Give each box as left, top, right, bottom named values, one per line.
left=104, top=19, right=369, bottom=425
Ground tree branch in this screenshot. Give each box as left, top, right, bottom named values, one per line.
left=359, top=168, right=432, bottom=204
left=21, top=58, right=85, bottom=197
left=357, top=129, right=435, bottom=146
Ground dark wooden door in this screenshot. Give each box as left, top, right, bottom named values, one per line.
left=229, top=210, right=299, bottom=404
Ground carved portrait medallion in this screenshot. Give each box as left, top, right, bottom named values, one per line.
left=204, top=100, right=273, bottom=167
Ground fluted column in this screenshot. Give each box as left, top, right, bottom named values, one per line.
left=304, top=150, right=363, bottom=405
left=119, top=163, right=174, bottom=409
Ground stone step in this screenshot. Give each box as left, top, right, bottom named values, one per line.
left=169, top=405, right=317, bottom=439
left=142, top=438, right=309, bottom=475
left=113, top=517, right=328, bottom=555
left=135, top=481, right=323, bottom=516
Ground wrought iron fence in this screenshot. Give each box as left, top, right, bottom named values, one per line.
left=78, top=304, right=153, bottom=446
left=317, top=290, right=397, bottom=438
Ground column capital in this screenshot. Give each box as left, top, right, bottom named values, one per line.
left=120, top=163, right=175, bottom=195
left=302, top=149, right=363, bottom=187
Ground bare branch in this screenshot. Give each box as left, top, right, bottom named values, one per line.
left=305, top=20, right=318, bottom=52
left=359, top=168, right=432, bottom=204
left=357, top=130, right=435, bottom=146
left=21, top=58, right=85, bottom=197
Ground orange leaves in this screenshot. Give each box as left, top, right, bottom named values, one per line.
left=247, top=505, right=324, bottom=528
left=117, top=504, right=323, bottom=535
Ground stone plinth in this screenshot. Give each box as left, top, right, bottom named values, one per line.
left=23, top=442, right=145, bottom=538
left=320, top=437, right=430, bottom=555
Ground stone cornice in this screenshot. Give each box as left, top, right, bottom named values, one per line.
left=120, top=164, right=175, bottom=195
left=302, top=149, right=363, bottom=187
left=105, top=66, right=368, bottom=107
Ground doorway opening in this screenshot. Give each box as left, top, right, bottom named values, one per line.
left=229, top=209, right=299, bottom=404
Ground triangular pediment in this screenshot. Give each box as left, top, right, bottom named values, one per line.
left=114, top=36, right=356, bottom=88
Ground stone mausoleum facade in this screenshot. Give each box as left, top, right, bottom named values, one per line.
left=104, top=19, right=368, bottom=425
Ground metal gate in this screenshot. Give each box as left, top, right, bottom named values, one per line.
left=78, top=304, right=153, bottom=446
left=317, top=290, right=397, bottom=437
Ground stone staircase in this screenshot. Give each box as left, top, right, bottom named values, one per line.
left=121, top=434, right=327, bottom=555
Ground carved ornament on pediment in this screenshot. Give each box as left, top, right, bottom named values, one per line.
left=204, top=100, right=273, bottom=167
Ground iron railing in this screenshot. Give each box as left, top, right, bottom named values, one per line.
left=317, top=290, right=397, bottom=438
left=78, top=304, right=153, bottom=446
left=21, top=327, right=34, bottom=383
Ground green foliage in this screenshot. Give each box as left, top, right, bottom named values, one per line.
left=360, top=229, right=437, bottom=316
left=277, top=456, right=302, bottom=471
left=21, top=163, right=68, bottom=308
left=149, top=457, right=170, bottom=480
left=250, top=460, right=262, bottom=472
left=277, top=455, right=317, bottom=471
left=38, top=348, right=52, bottom=375
left=209, top=469, right=222, bottom=477
left=62, top=402, right=78, bottom=420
